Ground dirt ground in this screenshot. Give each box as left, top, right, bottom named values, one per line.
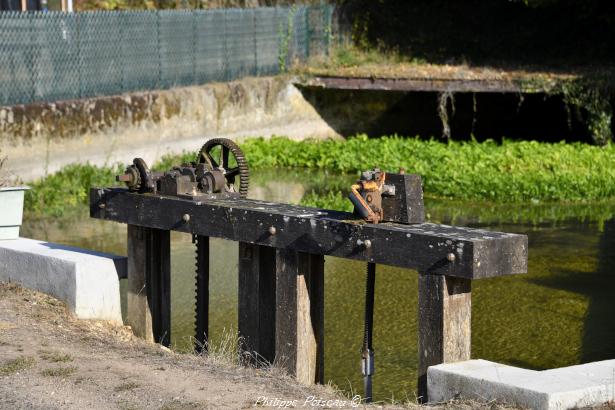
left=3, top=282, right=610, bottom=410
left=0, top=282, right=342, bottom=410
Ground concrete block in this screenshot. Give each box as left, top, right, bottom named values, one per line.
left=0, top=238, right=126, bottom=323
left=428, top=359, right=615, bottom=410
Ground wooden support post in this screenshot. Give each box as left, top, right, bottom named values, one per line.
left=275, top=249, right=324, bottom=385
left=194, top=235, right=209, bottom=353
left=126, top=225, right=171, bottom=346
left=127, top=225, right=153, bottom=343
left=417, top=272, right=471, bottom=403
left=238, top=242, right=276, bottom=364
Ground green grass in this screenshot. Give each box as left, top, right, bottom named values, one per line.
left=40, top=366, right=77, bottom=377
left=0, top=356, right=35, bottom=375
left=23, top=136, right=615, bottom=218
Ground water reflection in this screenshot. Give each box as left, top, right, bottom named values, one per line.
left=524, top=219, right=615, bottom=364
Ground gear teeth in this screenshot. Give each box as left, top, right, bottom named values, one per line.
left=197, top=138, right=250, bottom=199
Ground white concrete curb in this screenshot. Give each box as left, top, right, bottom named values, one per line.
left=0, top=238, right=125, bottom=324
left=428, top=359, right=615, bottom=410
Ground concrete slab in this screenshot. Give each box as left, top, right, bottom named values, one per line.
left=428, top=359, right=615, bottom=410
left=0, top=238, right=126, bottom=323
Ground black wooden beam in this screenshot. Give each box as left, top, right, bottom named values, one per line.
left=90, top=188, right=527, bottom=279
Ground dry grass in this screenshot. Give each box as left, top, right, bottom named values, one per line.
left=192, top=326, right=272, bottom=370
left=40, top=366, right=77, bottom=377
left=39, top=350, right=73, bottom=363
left=0, top=356, right=35, bottom=375
left=114, top=381, right=141, bottom=392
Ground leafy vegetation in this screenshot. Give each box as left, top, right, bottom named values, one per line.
left=243, top=136, right=615, bottom=202
left=75, top=0, right=322, bottom=11
left=342, top=0, right=615, bottom=66
left=23, top=136, right=615, bottom=219
left=25, top=163, right=123, bottom=217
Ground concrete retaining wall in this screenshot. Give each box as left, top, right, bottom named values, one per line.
left=0, top=238, right=125, bottom=323
left=0, top=76, right=338, bottom=182
left=428, top=359, right=615, bottom=410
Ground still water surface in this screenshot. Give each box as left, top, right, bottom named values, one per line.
left=22, top=169, right=615, bottom=400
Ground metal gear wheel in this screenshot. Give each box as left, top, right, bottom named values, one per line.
left=197, top=138, right=249, bottom=199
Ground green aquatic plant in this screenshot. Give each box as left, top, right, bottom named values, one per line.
left=242, top=136, right=615, bottom=202
left=23, top=136, right=615, bottom=218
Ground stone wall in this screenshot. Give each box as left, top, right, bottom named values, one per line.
left=0, top=76, right=337, bottom=182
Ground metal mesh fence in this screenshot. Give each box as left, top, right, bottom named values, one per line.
left=0, top=5, right=333, bottom=106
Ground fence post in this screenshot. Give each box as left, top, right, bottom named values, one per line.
left=417, top=272, right=471, bottom=402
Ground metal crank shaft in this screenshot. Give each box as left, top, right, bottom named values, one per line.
left=362, top=262, right=376, bottom=403
left=194, top=235, right=209, bottom=353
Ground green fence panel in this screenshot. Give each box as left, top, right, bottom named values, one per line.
left=78, top=11, right=123, bottom=98
left=0, top=12, right=33, bottom=105
left=254, top=7, right=280, bottom=76
left=31, top=12, right=80, bottom=103
left=194, top=9, right=226, bottom=84
left=120, top=11, right=159, bottom=92
left=0, top=5, right=333, bottom=107
left=308, top=5, right=330, bottom=57
left=159, top=10, right=195, bottom=89
left=225, top=8, right=257, bottom=81
left=289, top=6, right=309, bottom=65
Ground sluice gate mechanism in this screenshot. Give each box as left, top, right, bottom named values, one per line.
left=90, top=138, right=528, bottom=402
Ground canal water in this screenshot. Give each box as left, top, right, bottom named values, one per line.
left=21, top=169, right=615, bottom=401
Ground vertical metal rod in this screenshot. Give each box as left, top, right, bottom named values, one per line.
left=362, top=262, right=376, bottom=403
left=194, top=235, right=209, bottom=353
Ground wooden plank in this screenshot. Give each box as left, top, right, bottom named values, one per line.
left=238, top=242, right=276, bottom=364
left=194, top=235, right=209, bottom=353
left=297, top=76, right=530, bottom=93
left=148, top=228, right=171, bottom=347
left=275, top=250, right=324, bottom=384
left=90, top=188, right=527, bottom=279
left=127, top=225, right=154, bottom=343
left=417, top=272, right=471, bottom=403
